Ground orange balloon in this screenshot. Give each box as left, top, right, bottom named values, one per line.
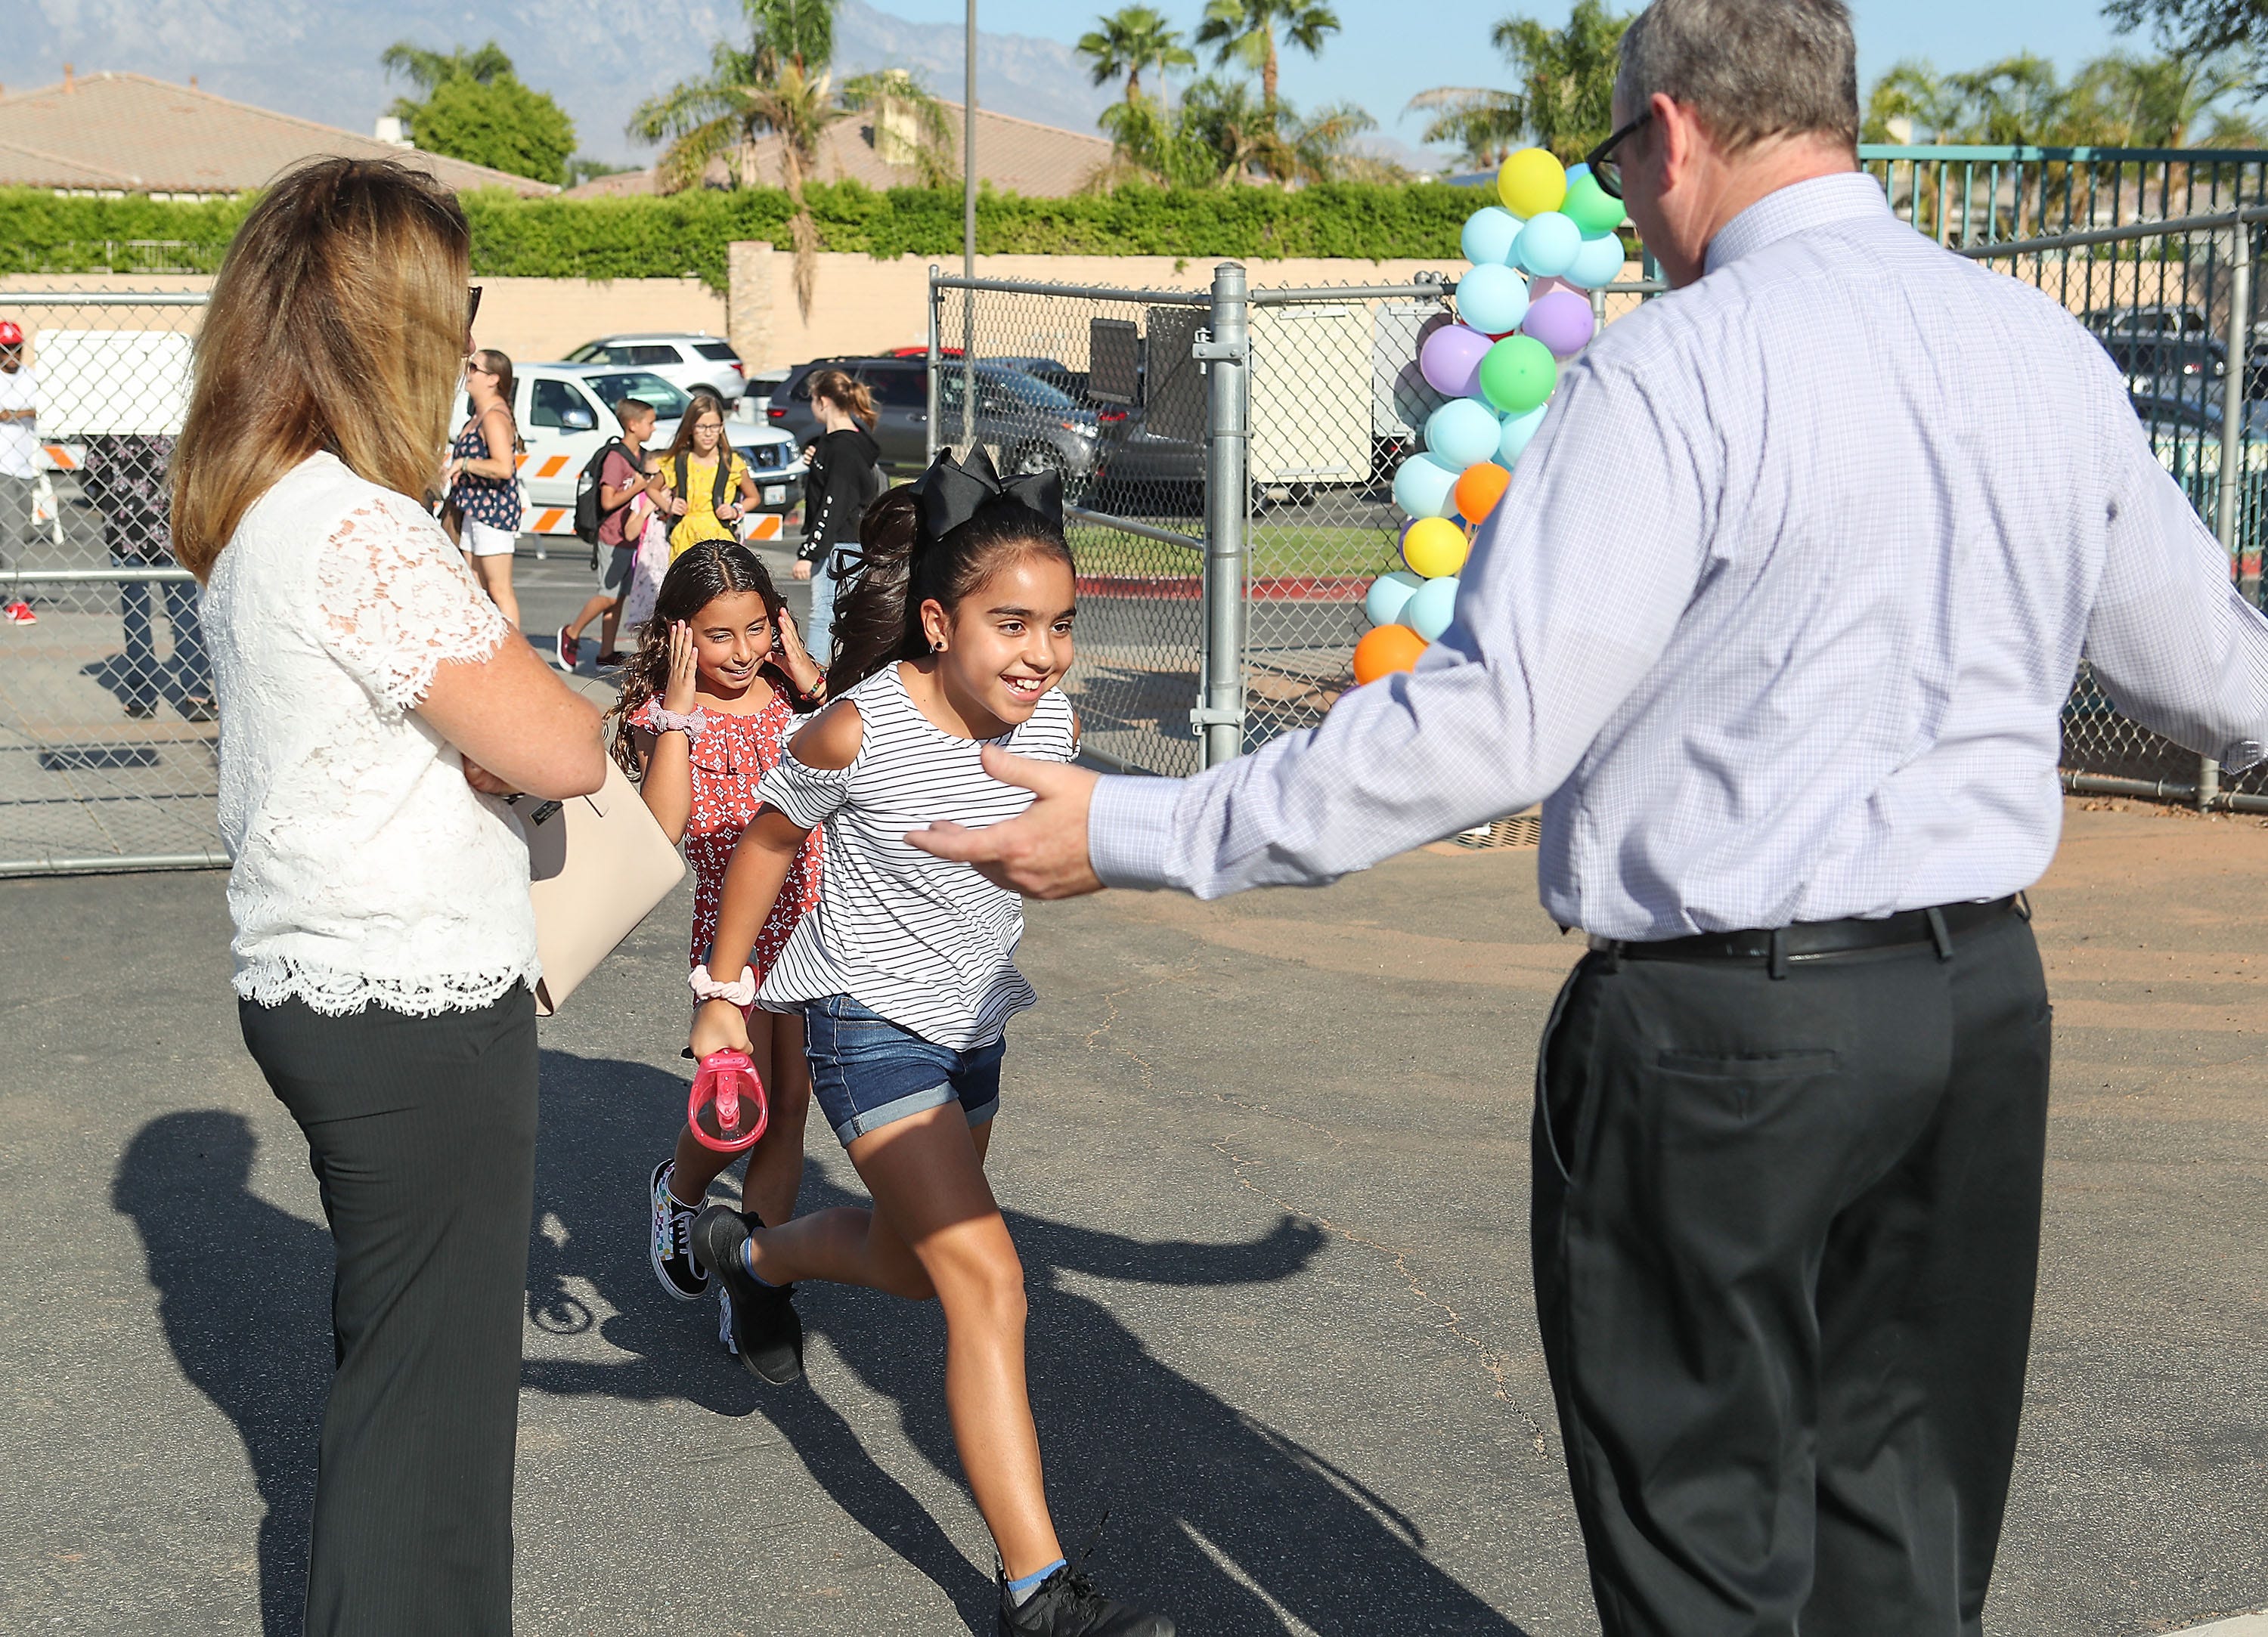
left=1455, top=462, right=1511, bottom=523
left=1352, top=622, right=1429, bottom=685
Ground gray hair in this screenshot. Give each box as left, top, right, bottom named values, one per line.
left=1617, top=0, right=1859, bottom=154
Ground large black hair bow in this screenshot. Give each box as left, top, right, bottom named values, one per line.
left=907, top=445, right=1064, bottom=546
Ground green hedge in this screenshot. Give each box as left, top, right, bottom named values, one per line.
left=1, top=181, right=1473, bottom=289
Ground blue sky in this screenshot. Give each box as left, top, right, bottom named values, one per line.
left=895, top=0, right=2130, bottom=151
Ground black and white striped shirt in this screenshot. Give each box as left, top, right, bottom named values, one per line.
left=754, top=661, right=1077, bottom=1048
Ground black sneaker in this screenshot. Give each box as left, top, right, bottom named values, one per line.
left=648, top=1160, right=709, bottom=1301
left=999, top=1564, right=1173, bottom=1637
left=692, top=1204, right=804, bottom=1385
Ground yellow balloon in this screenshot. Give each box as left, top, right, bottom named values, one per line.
left=1498, top=147, right=1568, bottom=220
left=1402, top=516, right=1470, bottom=580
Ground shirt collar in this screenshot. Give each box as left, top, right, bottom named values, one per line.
left=1703, top=171, right=1890, bottom=276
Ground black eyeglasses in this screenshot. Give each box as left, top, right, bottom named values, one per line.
left=1584, top=110, right=1654, bottom=201
left=468, top=285, right=483, bottom=330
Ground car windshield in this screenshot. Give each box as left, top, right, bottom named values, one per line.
left=582, top=370, right=690, bottom=422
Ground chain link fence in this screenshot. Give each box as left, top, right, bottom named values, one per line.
left=0, top=289, right=223, bottom=874
left=928, top=266, right=1461, bottom=772
left=1958, top=207, right=2268, bottom=808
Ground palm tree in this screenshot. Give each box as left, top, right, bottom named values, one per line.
left=380, top=39, right=514, bottom=97
left=1405, top=1, right=1631, bottom=168
left=1284, top=101, right=1395, bottom=183
left=1077, top=6, right=1198, bottom=106
left=1193, top=0, right=1340, bottom=109
left=630, top=0, right=844, bottom=319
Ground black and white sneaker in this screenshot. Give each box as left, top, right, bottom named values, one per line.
left=648, top=1160, right=709, bottom=1301
left=692, top=1205, right=804, bottom=1385
left=998, top=1562, right=1174, bottom=1637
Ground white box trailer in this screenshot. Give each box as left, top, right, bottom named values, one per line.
left=1247, top=302, right=1375, bottom=496
left=34, top=330, right=194, bottom=472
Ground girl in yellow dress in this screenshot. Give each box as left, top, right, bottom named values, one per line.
left=658, top=395, right=759, bottom=559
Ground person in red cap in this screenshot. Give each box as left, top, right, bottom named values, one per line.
left=0, top=320, right=39, bottom=624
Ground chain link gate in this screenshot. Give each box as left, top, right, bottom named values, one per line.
left=0, top=289, right=223, bottom=875
left=1958, top=206, right=2268, bottom=811
left=926, top=264, right=1458, bottom=774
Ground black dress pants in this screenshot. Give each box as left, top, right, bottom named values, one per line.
left=240, top=986, right=539, bottom=1637
left=1532, top=907, right=2052, bottom=1635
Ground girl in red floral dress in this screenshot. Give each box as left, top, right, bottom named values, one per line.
left=612, top=541, right=826, bottom=1321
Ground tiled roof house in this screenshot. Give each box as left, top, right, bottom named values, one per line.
left=0, top=70, right=557, bottom=199
left=565, top=100, right=1112, bottom=200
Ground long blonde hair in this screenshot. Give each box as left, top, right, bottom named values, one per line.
left=171, top=157, right=471, bottom=578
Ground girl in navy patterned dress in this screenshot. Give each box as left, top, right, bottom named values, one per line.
left=607, top=542, right=826, bottom=1319
left=445, top=348, right=524, bottom=626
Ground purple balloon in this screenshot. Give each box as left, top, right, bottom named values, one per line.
left=1419, top=323, right=1493, bottom=398
left=1520, top=289, right=1596, bottom=359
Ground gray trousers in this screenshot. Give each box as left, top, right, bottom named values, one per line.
left=0, top=472, right=37, bottom=568
left=239, top=986, right=540, bottom=1636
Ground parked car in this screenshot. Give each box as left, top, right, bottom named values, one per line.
left=451, top=364, right=804, bottom=539
left=2086, top=305, right=2227, bottom=388
left=565, top=333, right=749, bottom=403
left=770, top=356, right=1100, bottom=489
left=2129, top=384, right=2268, bottom=571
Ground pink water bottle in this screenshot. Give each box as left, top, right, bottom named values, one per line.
left=688, top=1049, right=767, bottom=1153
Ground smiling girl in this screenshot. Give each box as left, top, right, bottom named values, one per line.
left=608, top=543, right=826, bottom=1320
left=685, top=448, right=1172, bottom=1636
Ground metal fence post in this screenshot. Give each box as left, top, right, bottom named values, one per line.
left=1195, top=261, right=1250, bottom=769
left=2208, top=228, right=2254, bottom=809
left=925, top=265, right=941, bottom=464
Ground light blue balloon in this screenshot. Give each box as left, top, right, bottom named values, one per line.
left=1460, top=206, right=1521, bottom=268
left=1515, top=211, right=1585, bottom=279
left=1563, top=231, right=1629, bottom=290
left=1391, top=452, right=1461, bottom=519
left=1498, top=404, right=1548, bottom=465
left=1402, top=575, right=1460, bottom=642
left=1424, top=397, right=1501, bottom=470
left=1455, top=263, right=1531, bottom=336
left=1365, top=570, right=1423, bottom=628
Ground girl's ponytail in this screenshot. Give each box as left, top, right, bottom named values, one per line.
left=822, top=447, right=1074, bottom=699
left=822, top=489, right=921, bottom=698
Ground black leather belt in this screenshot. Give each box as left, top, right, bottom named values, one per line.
left=1586, top=895, right=2024, bottom=979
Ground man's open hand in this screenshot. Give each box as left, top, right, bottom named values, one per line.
left=906, top=745, right=1105, bottom=899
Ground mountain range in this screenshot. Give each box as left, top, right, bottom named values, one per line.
left=10, top=0, right=1123, bottom=166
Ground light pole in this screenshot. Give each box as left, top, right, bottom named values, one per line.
left=959, top=0, right=978, bottom=450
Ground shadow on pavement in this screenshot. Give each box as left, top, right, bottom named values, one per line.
left=524, top=1047, right=1528, bottom=1636
left=115, top=1110, right=328, bottom=1637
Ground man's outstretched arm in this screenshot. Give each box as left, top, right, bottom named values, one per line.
left=909, top=354, right=1709, bottom=899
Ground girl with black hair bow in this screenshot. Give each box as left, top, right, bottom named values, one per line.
left=686, top=448, right=1175, bottom=1637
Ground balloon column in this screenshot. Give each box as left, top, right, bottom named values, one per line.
left=1352, top=146, right=1628, bottom=686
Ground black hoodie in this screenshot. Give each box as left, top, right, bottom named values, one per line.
left=800, top=425, right=882, bottom=565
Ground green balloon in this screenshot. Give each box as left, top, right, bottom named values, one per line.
left=1479, top=336, right=1558, bottom=414
left=1563, top=170, right=1627, bottom=237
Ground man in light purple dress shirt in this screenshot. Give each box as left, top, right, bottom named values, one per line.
left=912, top=1, right=2268, bottom=1629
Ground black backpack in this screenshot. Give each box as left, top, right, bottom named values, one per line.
left=674, top=450, right=736, bottom=518
left=572, top=438, right=640, bottom=546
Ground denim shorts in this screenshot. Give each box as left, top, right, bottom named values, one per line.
left=801, top=994, right=1003, bottom=1147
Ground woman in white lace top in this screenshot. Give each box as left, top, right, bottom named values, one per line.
left=172, top=157, right=603, bottom=1634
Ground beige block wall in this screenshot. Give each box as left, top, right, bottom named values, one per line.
left=0, top=258, right=1654, bottom=373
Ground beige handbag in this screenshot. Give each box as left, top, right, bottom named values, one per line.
left=507, top=757, right=685, bottom=1016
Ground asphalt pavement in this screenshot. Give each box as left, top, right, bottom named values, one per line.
left=0, top=718, right=2263, bottom=1629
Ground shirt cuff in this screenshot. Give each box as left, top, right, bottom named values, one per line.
left=1087, top=774, right=1184, bottom=891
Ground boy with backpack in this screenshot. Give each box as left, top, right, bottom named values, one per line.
left=556, top=396, right=659, bottom=671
